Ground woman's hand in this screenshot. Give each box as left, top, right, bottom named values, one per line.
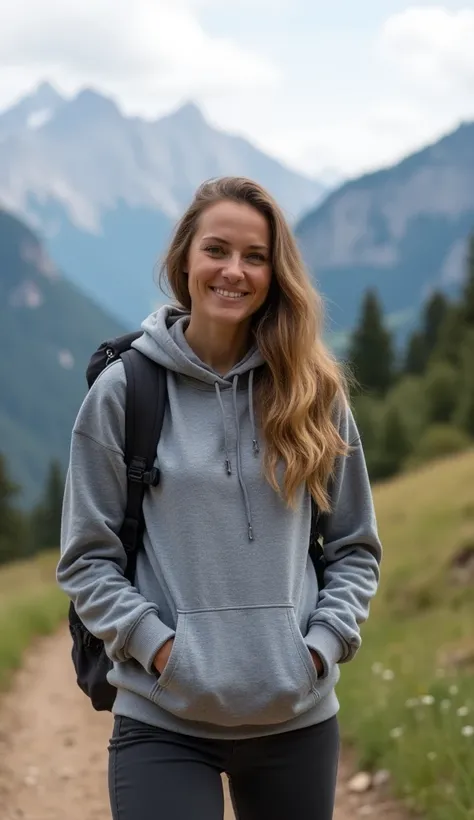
left=153, top=638, right=174, bottom=674
left=309, top=649, right=324, bottom=678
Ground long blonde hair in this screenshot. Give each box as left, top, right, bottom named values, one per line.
left=160, top=176, right=349, bottom=512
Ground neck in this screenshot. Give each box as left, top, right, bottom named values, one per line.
left=185, top=316, right=251, bottom=375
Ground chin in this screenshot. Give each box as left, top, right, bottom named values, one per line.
left=210, top=308, right=249, bottom=326
left=204, top=301, right=251, bottom=324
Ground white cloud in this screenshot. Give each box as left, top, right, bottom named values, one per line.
left=379, top=6, right=474, bottom=96
left=0, top=0, right=278, bottom=112
left=259, top=101, right=442, bottom=178
left=280, top=5, right=474, bottom=177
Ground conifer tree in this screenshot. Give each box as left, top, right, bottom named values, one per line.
left=374, top=405, right=411, bottom=480
left=348, top=289, right=394, bottom=396
left=461, top=233, right=474, bottom=327
left=455, top=329, right=474, bottom=438
left=32, top=459, right=64, bottom=551
left=0, top=453, right=24, bottom=565
left=404, top=331, right=426, bottom=375
left=424, top=361, right=459, bottom=424
left=432, top=304, right=465, bottom=366
left=423, top=291, right=449, bottom=358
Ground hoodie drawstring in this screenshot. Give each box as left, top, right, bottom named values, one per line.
left=232, top=375, right=254, bottom=542
left=214, top=371, right=258, bottom=542
left=214, top=383, right=232, bottom=475
left=248, top=368, right=260, bottom=456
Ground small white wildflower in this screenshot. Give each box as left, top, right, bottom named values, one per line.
left=457, top=706, right=470, bottom=718
left=440, top=699, right=451, bottom=712
left=371, top=662, right=384, bottom=675
left=405, top=698, right=419, bottom=708
left=449, top=685, right=459, bottom=696
left=427, top=752, right=437, bottom=761
left=461, top=725, right=474, bottom=738
left=390, top=727, right=404, bottom=739
left=421, top=695, right=435, bottom=706
left=382, top=669, right=395, bottom=681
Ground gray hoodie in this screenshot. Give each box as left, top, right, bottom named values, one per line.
left=57, top=305, right=382, bottom=739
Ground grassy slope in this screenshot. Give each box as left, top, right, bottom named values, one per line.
left=0, top=551, right=67, bottom=690
left=1, top=451, right=474, bottom=817
left=338, top=449, right=474, bottom=819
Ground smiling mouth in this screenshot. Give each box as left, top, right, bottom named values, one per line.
left=210, top=287, right=250, bottom=299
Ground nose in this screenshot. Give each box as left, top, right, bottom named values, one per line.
left=222, top=252, right=245, bottom=283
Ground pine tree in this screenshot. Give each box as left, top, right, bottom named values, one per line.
left=432, top=304, right=466, bottom=367
left=423, top=292, right=449, bottom=358
left=0, top=453, right=25, bottom=565
left=461, top=233, right=474, bottom=327
left=454, top=329, right=474, bottom=438
left=424, top=361, right=459, bottom=424
left=31, top=460, right=65, bottom=551
left=373, top=405, right=411, bottom=480
left=348, top=289, right=394, bottom=396
left=404, top=331, right=426, bottom=375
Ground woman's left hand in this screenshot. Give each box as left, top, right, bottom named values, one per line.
left=309, top=649, right=324, bottom=678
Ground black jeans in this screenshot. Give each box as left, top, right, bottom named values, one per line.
left=108, top=715, right=340, bottom=820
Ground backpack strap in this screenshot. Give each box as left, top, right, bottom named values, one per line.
left=309, top=499, right=327, bottom=589
left=119, top=349, right=167, bottom=581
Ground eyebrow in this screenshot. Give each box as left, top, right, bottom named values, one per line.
left=201, top=235, right=269, bottom=251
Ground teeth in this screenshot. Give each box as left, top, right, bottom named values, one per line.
left=213, top=288, right=246, bottom=299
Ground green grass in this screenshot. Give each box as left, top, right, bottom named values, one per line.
left=338, top=450, right=474, bottom=819
left=0, top=550, right=68, bottom=690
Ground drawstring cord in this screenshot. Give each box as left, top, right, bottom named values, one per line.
left=214, top=383, right=232, bottom=475
left=248, top=369, right=260, bottom=456
left=214, top=371, right=258, bottom=541
left=232, top=375, right=254, bottom=542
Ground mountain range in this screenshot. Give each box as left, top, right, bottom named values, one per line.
left=0, top=207, right=125, bottom=506
left=296, top=121, right=474, bottom=343
left=0, top=82, right=326, bottom=328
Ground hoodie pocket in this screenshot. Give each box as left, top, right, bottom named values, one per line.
left=150, top=605, right=319, bottom=727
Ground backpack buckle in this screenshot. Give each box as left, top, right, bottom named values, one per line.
left=128, top=463, right=146, bottom=483
left=144, top=467, right=160, bottom=487
left=127, top=461, right=160, bottom=486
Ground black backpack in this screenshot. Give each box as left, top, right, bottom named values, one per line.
left=67, top=332, right=327, bottom=712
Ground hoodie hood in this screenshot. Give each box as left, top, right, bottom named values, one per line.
left=132, top=304, right=265, bottom=541
left=132, top=304, right=265, bottom=387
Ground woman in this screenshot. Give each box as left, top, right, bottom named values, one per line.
left=57, top=176, right=382, bottom=820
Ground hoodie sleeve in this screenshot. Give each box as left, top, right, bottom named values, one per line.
left=56, top=360, right=175, bottom=675
left=304, top=399, right=382, bottom=678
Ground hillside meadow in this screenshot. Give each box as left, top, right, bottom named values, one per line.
left=1, top=450, right=474, bottom=818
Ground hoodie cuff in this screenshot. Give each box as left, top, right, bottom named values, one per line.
left=126, top=611, right=176, bottom=674
left=304, top=624, right=345, bottom=679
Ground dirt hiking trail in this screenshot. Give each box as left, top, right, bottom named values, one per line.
left=0, top=626, right=409, bottom=819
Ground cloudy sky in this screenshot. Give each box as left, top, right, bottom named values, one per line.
left=1, top=1, right=473, bottom=180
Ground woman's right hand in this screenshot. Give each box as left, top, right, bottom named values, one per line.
left=153, top=638, right=174, bottom=674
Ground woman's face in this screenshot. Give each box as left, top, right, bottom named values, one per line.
left=185, top=200, right=272, bottom=330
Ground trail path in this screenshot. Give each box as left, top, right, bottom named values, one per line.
left=0, top=627, right=408, bottom=819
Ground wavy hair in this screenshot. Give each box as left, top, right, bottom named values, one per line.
left=160, top=176, right=349, bottom=512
